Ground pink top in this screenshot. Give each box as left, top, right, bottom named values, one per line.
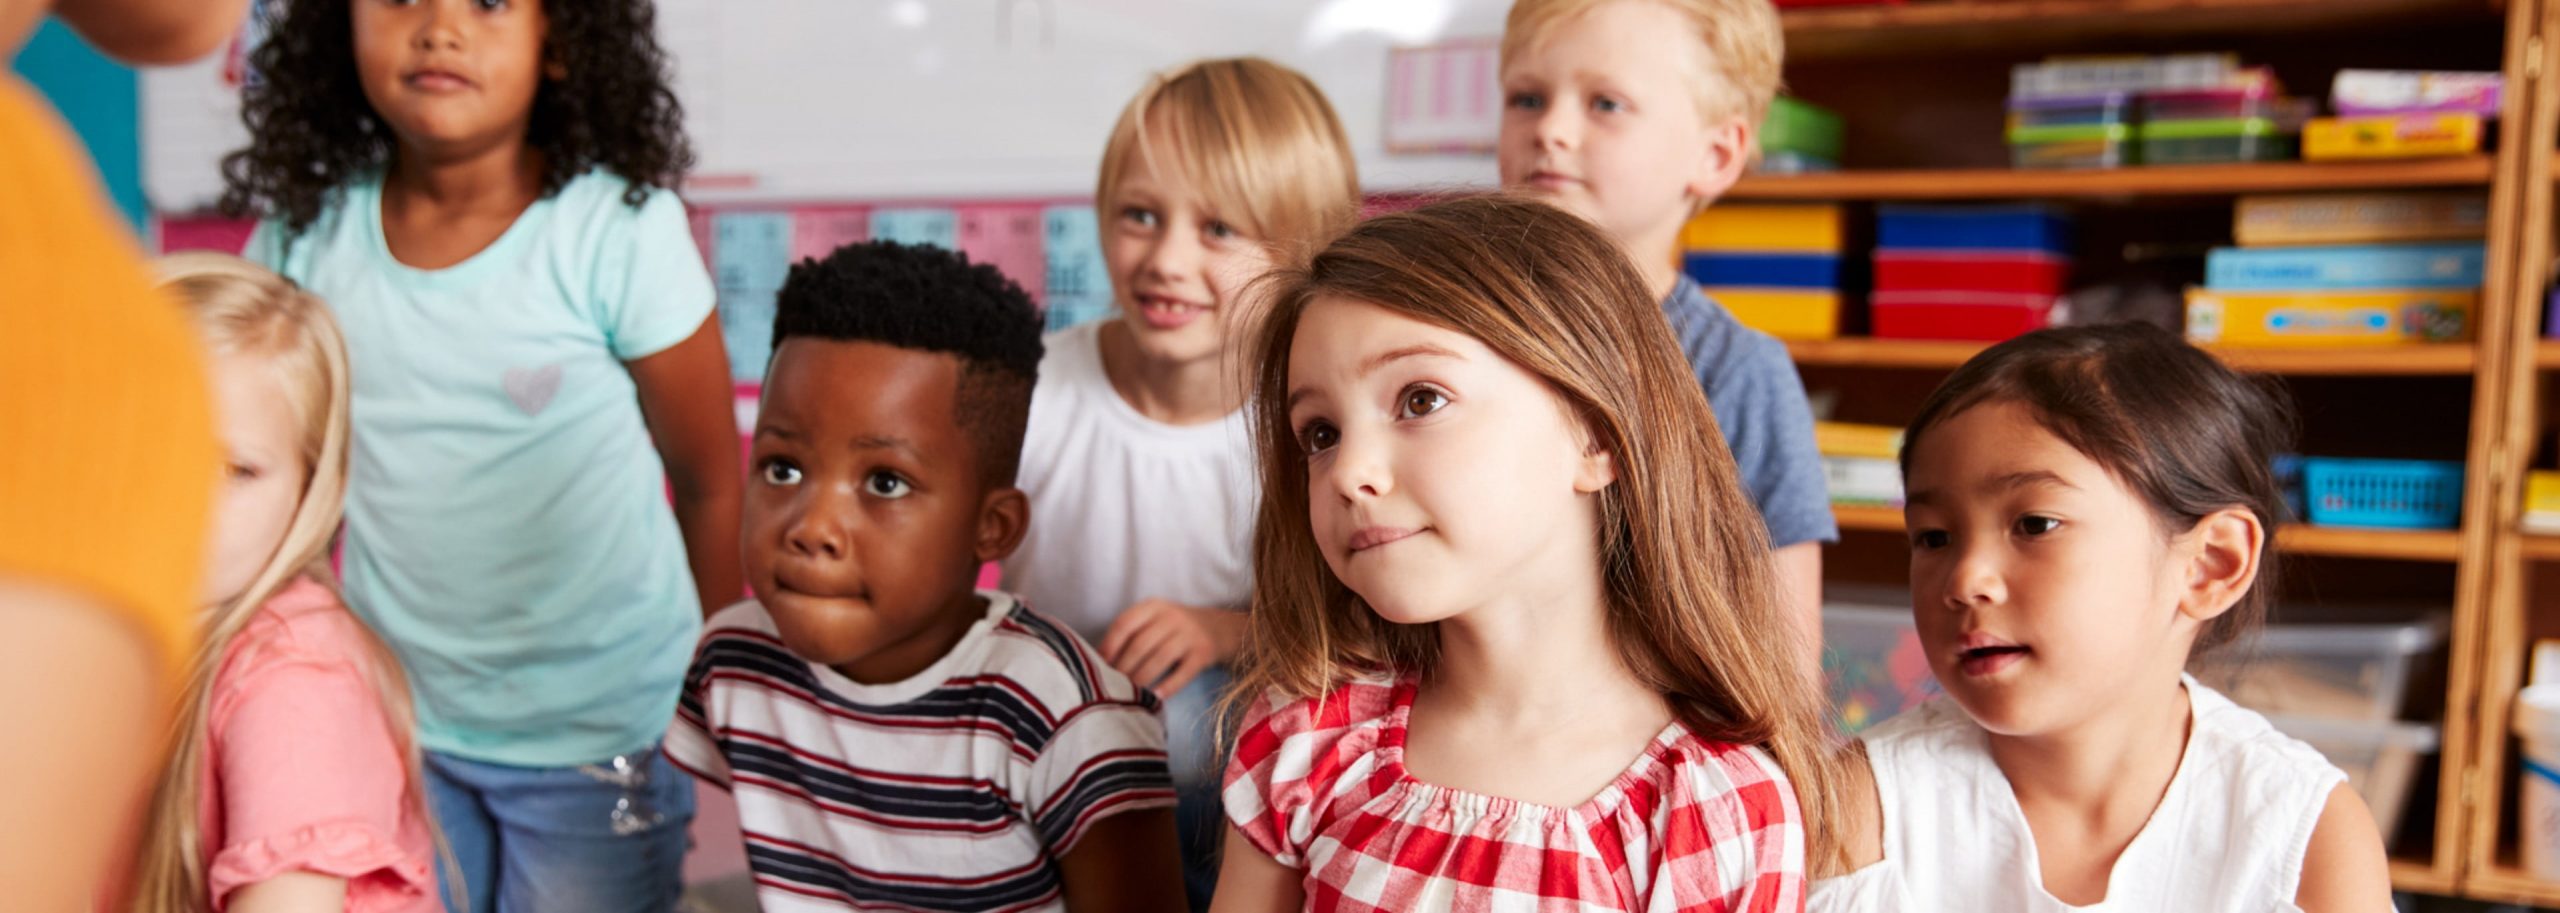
left=1223, top=674, right=1806, bottom=913
left=198, top=576, right=436, bottom=912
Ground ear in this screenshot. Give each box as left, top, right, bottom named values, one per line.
left=974, top=486, right=1031, bottom=565
left=2175, top=507, right=2263, bottom=624
left=1686, top=114, right=1756, bottom=204
left=1572, top=433, right=1618, bottom=494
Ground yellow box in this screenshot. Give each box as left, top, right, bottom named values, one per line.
left=1682, top=205, right=1844, bottom=253
left=1710, top=288, right=1840, bottom=341
left=2184, top=287, right=2476, bottom=346
left=2527, top=471, right=2560, bottom=535
left=2302, top=114, right=2484, bottom=161
left=1816, top=421, right=1903, bottom=460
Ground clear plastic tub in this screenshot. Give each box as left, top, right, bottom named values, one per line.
left=2010, top=123, right=2137, bottom=169
left=2196, top=615, right=2447, bottom=722
left=1821, top=591, right=1938, bottom=733
left=2263, top=713, right=2439, bottom=837
left=2007, top=91, right=2136, bottom=130
left=2140, top=118, right=2297, bottom=165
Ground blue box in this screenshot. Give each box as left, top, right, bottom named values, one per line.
left=1682, top=252, right=1840, bottom=289
left=1877, top=205, right=2072, bottom=254
left=2206, top=243, right=2487, bottom=291
left=2302, top=457, right=2464, bottom=530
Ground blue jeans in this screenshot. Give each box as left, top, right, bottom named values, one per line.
left=425, top=745, right=696, bottom=913
left=1166, top=666, right=1233, bottom=913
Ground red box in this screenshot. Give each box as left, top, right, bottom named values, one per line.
left=1874, top=251, right=2069, bottom=296
left=1871, top=290, right=2059, bottom=342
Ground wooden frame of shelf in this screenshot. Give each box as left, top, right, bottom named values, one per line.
left=1729, top=159, right=2495, bottom=201
left=1781, top=0, right=2503, bottom=60
left=1837, top=506, right=2467, bottom=561
left=1789, top=338, right=2480, bottom=375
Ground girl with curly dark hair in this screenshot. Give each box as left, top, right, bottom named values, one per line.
left=229, top=2, right=740, bottom=909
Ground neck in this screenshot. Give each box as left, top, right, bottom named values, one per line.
left=1989, top=677, right=2194, bottom=827
left=1627, top=216, right=1686, bottom=303
left=387, top=137, right=543, bottom=212
left=1098, top=320, right=1244, bottom=425
left=1427, top=534, right=1654, bottom=726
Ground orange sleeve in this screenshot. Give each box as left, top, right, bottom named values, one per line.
left=0, top=76, right=216, bottom=681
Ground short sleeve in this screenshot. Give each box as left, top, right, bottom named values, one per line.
left=1020, top=699, right=1174, bottom=855
left=1219, top=687, right=1381, bottom=869
left=1658, top=744, right=1806, bottom=913
left=664, top=627, right=734, bottom=788
left=207, top=660, right=431, bottom=908
left=1700, top=325, right=1838, bottom=549
left=587, top=185, right=715, bottom=361
left=241, top=219, right=288, bottom=273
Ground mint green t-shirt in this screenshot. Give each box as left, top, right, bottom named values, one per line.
left=248, top=169, right=711, bottom=767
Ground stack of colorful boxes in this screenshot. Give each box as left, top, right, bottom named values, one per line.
left=2187, top=192, right=2487, bottom=347
left=1817, top=421, right=1904, bottom=509
left=1678, top=204, right=1844, bottom=341
left=1870, top=205, right=2072, bottom=341
left=2305, top=70, right=2498, bottom=162
left=2006, top=55, right=2310, bottom=168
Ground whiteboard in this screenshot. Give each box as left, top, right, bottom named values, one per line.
left=141, top=0, right=1516, bottom=213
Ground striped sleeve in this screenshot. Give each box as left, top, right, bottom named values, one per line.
left=1022, top=697, right=1175, bottom=854
left=664, top=619, right=736, bottom=788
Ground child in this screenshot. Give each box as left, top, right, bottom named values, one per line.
left=1497, top=0, right=1834, bottom=642
left=667, top=241, right=1185, bottom=913
left=226, top=0, right=739, bottom=907
left=1214, top=195, right=1846, bottom=910
left=1812, top=325, right=2393, bottom=911
left=126, top=254, right=442, bottom=913
left=1001, top=57, right=1361, bottom=907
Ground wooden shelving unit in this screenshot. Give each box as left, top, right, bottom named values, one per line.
left=1789, top=338, right=2482, bottom=375
left=1729, top=158, right=2495, bottom=201
left=1775, top=0, right=2540, bottom=897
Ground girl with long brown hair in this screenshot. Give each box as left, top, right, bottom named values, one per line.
left=1211, top=195, right=1845, bottom=911
left=126, top=254, right=444, bottom=913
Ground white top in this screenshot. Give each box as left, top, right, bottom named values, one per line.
left=1001, top=321, right=1258, bottom=643
left=1812, top=677, right=2349, bottom=913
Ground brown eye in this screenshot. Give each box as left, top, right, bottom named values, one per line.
left=1399, top=387, right=1448, bottom=419
left=1297, top=421, right=1339, bottom=455
left=2016, top=515, right=2062, bottom=537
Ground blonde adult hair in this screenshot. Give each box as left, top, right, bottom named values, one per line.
left=1502, top=0, right=1785, bottom=130
left=1095, top=57, right=1362, bottom=262
left=126, top=254, right=446, bottom=911
left=1237, top=194, right=1850, bottom=875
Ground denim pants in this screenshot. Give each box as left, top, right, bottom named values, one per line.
left=424, top=744, right=697, bottom=913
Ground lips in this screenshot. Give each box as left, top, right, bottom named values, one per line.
left=1133, top=294, right=1210, bottom=331
left=1955, top=632, right=2030, bottom=677
left=1347, top=525, right=1422, bottom=553
left=404, top=68, right=473, bottom=91
left=1522, top=170, right=1582, bottom=191
left=771, top=565, right=863, bottom=604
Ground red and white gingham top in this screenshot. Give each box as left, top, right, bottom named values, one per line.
left=1222, top=674, right=1806, bottom=912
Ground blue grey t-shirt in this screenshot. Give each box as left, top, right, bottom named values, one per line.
left=1661, top=275, right=1838, bottom=548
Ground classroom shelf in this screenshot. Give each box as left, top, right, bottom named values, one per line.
left=2392, top=857, right=2461, bottom=896
left=1781, top=0, right=2502, bottom=60
left=1726, top=158, right=2496, bottom=201
left=2521, top=534, right=2560, bottom=561
left=2459, top=863, right=2560, bottom=907
left=2537, top=340, right=2560, bottom=367
left=1789, top=338, right=2479, bottom=376
left=1833, top=506, right=2463, bottom=561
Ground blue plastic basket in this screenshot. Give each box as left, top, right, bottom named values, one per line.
left=2301, top=458, right=2465, bottom=530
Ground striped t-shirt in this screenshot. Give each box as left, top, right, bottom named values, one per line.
left=667, top=590, right=1176, bottom=912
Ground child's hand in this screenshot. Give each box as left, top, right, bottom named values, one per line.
left=1100, top=599, right=1243, bottom=699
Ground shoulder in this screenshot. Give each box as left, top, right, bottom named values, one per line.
left=1656, top=734, right=1800, bottom=824
left=690, top=600, right=795, bottom=674
left=217, top=579, right=380, bottom=686
left=1033, top=322, right=1108, bottom=397
left=2186, top=683, right=2347, bottom=787
left=2294, top=782, right=2393, bottom=912
left=1681, top=289, right=1801, bottom=396
left=979, top=593, right=1158, bottom=713
left=1228, top=674, right=1402, bottom=786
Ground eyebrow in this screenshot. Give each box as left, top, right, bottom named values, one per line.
left=1285, top=343, right=1464, bottom=413
left=753, top=425, right=920, bottom=458
left=1905, top=470, right=2078, bottom=508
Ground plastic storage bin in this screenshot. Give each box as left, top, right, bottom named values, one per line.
left=1821, top=596, right=1937, bottom=733
left=2301, top=457, right=2466, bottom=530
left=2007, top=92, right=2136, bottom=129
left=2142, top=86, right=2281, bottom=122
left=2263, top=713, right=2439, bottom=838
left=1874, top=251, right=2069, bottom=296
left=2197, top=615, right=2446, bottom=722
left=2009, top=123, right=2136, bottom=169
left=1876, top=205, right=2072, bottom=252
left=2140, top=118, right=2296, bottom=165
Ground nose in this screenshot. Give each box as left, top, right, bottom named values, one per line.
left=1138, top=219, right=1201, bottom=284
left=1324, top=428, right=1392, bottom=504
left=783, top=484, right=855, bottom=562
left=1533, top=98, right=1578, bottom=153
left=1940, top=542, right=2005, bottom=611
left=415, top=0, right=463, bottom=51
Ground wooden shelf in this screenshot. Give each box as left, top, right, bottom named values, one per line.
left=1834, top=507, right=2461, bottom=561
left=2522, top=534, right=2560, bottom=561
left=1727, top=158, right=2496, bottom=201
left=2391, top=857, right=2457, bottom=896
left=1782, top=0, right=2502, bottom=60
left=1789, top=338, right=2479, bottom=376
left=2537, top=341, right=2560, bottom=367
left=2461, top=862, right=2560, bottom=906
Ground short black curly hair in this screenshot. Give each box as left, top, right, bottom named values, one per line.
left=774, top=241, right=1046, bottom=485
left=217, top=0, right=692, bottom=233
